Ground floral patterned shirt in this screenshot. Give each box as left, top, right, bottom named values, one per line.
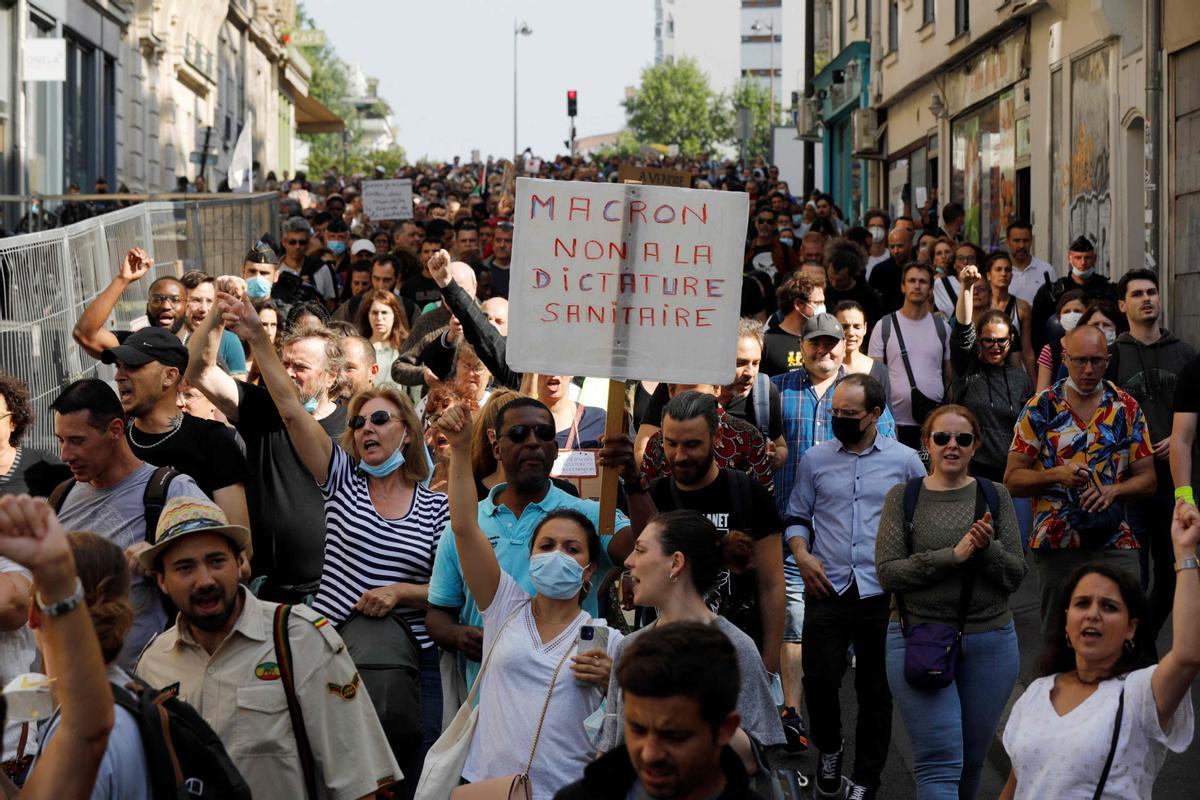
left=1010, top=378, right=1152, bottom=550
left=641, top=407, right=773, bottom=492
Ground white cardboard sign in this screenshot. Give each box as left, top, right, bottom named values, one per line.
left=362, top=179, right=414, bottom=220
left=507, top=178, right=748, bottom=384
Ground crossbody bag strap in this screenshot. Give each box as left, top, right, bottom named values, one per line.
left=889, top=313, right=921, bottom=393
left=1092, top=684, right=1125, bottom=800
left=522, top=636, right=579, bottom=774
left=462, top=605, right=525, bottom=707
left=273, top=604, right=319, bottom=800
left=954, top=484, right=988, bottom=634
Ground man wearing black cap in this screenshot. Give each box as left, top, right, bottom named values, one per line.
left=73, top=248, right=189, bottom=360
left=100, top=327, right=251, bottom=539
left=1030, top=234, right=1117, bottom=352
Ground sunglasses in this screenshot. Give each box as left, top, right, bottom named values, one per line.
left=501, top=423, right=556, bottom=443
left=931, top=431, right=975, bottom=447
left=979, top=336, right=1010, bottom=348
left=348, top=410, right=400, bottom=429
left=286, top=239, right=309, bottom=246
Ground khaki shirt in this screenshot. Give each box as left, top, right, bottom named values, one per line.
left=135, top=588, right=399, bottom=800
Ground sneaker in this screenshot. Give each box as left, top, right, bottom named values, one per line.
left=814, top=748, right=845, bottom=799
left=844, top=780, right=872, bottom=800
left=779, top=706, right=809, bottom=752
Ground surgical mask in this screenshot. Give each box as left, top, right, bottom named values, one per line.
left=778, top=237, right=793, bottom=247
left=830, top=415, right=868, bottom=448
left=529, top=550, right=586, bottom=600
left=1102, top=328, right=1116, bottom=346
left=792, top=213, right=805, bottom=226
left=1071, top=265, right=1095, bottom=279
left=327, top=240, right=346, bottom=256
left=869, top=226, right=886, bottom=243
left=245, top=275, right=272, bottom=299
left=1059, top=311, right=1083, bottom=332
left=810, top=303, right=827, bottom=316
left=359, top=443, right=407, bottom=477
left=303, top=396, right=319, bottom=414
left=1065, top=377, right=1102, bottom=397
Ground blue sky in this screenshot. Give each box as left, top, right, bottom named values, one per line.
left=305, top=0, right=655, bottom=162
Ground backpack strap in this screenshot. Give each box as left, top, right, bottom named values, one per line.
left=47, top=478, right=75, bottom=513
left=879, top=313, right=894, bottom=366
left=932, top=313, right=949, bottom=353
left=274, top=605, right=319, bottom=800
left=141, top=466, right=178, bottom=540
left=941, top=276, right=958, bottom=306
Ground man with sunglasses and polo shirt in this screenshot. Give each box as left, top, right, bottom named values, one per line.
left=1005, top=324, right=1157, bottom=634
left=425, top=397, right=652, bottom=691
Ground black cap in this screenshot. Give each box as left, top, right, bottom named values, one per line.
left=802, top=312, right=845, bottom=341
left=1069, top=235, right=1095, bottom=253
left=101, top=327, right=189, bottom=371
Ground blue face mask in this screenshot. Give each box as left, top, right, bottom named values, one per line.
left=529, top=550, right=586, bottom=599
left=303, top=397, right=319, bottom=414
left=245, top=275, right=272, bottom=299
left=327, top=240, right=346, bottom=256
left=359, top=440, right=407, bottom=477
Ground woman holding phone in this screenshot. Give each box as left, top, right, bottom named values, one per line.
left=434, top=402, right=621, bottom=799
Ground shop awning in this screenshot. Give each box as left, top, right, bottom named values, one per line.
left=295, top=93, right=345, bottom=134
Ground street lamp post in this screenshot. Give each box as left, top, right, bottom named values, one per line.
left=751, top=18, right=776, bottom=127
left=513, top=20, right=533, bottom=164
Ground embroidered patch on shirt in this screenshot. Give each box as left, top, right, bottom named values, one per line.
left=254, top=662, right=281, bottom=681
left=327, top=672, right=360, bottom=700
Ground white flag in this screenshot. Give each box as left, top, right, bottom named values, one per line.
left=228, top=111, right=254, bottom=192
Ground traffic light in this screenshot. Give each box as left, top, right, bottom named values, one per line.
left=567, top=90, right=578, bottom=117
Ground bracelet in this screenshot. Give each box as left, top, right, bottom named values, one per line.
left=624, top=473, right=651, bottom=495
left=35, top=577, right=84, bottom=618
left=1176, top=486, right=1195, bottom=505
left=1175, top=557, right=1199, bottom=573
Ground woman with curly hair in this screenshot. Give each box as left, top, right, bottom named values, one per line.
left=0, top=372, right=62, bottom=497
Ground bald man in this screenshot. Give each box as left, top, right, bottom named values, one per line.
left=481, top=297, right=509, bottom=337
left=867, top=228, right=910, bottom=313
left=1005, top=324, right=1157, bottom=631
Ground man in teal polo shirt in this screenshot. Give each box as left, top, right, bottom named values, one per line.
left=426, top=396, right=652, bottom=689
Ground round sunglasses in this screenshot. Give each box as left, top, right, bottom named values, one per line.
left=348, top=410, right=401, bottom=430
left=930, top=431, right=975, bottom=447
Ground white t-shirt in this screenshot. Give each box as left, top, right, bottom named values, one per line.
left=463, top=572, right=622, bottom=799
left=1009, top=256, right=1056, bottom=305
left=0, top=558, right=36, bottom=763
left=1002, top=665, right=1194, bottom=799
left=932, top=275, right=961, bottom=319
left=867, top=312, right=951, bottom=426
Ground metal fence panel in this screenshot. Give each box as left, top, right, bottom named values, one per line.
left=0, top=194, right=279, bottom=453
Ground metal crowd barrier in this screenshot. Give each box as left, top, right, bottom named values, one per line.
left=0, top=193, right=280, bottom=453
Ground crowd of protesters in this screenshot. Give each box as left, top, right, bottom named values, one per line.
left=0, top=152, right=1195, bottom=800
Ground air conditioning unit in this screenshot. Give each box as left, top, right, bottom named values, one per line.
left=851, top=108, right=881, bottom=156
left=795, top=98, right=823, bottom=143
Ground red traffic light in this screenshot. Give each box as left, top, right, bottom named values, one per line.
left=567, top=90, right=578, bottom=117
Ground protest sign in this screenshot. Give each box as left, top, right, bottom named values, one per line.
left=507, top=178, right=748, bottom=385
left=362, top=179, right=413, bottom=220
left=616, top=165, right=693, bottom=188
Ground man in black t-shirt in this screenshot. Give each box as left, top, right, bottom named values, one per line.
left=648, top=391, right=784, bottom=676
left=762, top=272, right=824, bottom=376
left=100, top=327, right=251, bottom=536
left=185, top=295, right=347, bottom=604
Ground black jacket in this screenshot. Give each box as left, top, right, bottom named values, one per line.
left=1106, top=330, right=1197, bottom=475
left=867, top=256, right=904, bottom=313
left=553, top=745, right=762, bottom=800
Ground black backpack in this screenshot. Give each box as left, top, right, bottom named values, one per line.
left=112, top=678, right=252, bottom=799
left=48, top=465, right=177, bottom=535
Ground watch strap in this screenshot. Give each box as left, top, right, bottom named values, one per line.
left=35, top=577, right=84, bottom=618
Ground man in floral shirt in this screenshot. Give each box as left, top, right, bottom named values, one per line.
left=1005, top=325, right=1157, bottom=633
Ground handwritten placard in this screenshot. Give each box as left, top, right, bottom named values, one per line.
left=362, top=179, right=413, bottom=221
left=617, top=165, right=694, bottom=188
left=508, top=178, right=747, bottom=384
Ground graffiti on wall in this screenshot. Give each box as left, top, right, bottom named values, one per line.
left=1069, top=48, right=1112, bottom=275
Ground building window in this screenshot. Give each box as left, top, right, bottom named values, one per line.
left=923, top=0, right=935, bottom=25
left=888, top=1, right=899, bottom=52
left=666, top=14, right=674, bottom=36
left=64, top=38, right=97, bottom=190
left=955, top=0, right=970, bottom=35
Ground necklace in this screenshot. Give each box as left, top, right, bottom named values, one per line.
left=1072, top=669, right=1111, bottom=686
left=127, top=415, right=184, bottom=450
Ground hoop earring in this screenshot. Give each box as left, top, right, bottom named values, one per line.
left=1124, top=638, right=1136, bottom=654
left=1065, top=632, right=1073, bottom=650
left=582, top=579, right=592, bottom=595
left=669, top=573, right=678, bottom=583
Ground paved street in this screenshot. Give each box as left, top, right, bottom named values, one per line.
left=779, top=552, right=1200, bottom=798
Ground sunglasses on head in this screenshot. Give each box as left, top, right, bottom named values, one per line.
left=348, top=410, right=399, bottom=429
left=501, top=423, right=557, bottom=443
left=931, top=431, right=975, bottom=447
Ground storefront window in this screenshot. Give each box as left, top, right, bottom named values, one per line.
left=950, top=89, right=1016, bottom=251
left=888, top=157, right=908, bottom=221
left=1069, top=47, right=1112, bottom=275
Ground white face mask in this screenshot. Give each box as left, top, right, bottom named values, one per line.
left=1059, top=311, right=1083, bottom=332
left=869, top=226, right=886, bottom=243
left=1065, top=377, right=1102, bottom=397
left=1102, top=328, right=1117, bottom=346
left=810, top=303, right=826, bottom=317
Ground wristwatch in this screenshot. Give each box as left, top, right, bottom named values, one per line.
left=624, top=473, right=651, bottom=495
left=1175, top=557, right=1199, bottom=573
left=35, top=577, right=85, bottom=618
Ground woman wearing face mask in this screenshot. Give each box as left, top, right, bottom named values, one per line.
left=999, top=504, right=1199, bottom=799
left=596, top=511, right=785, bottom=774
left=1078, top=300, right=1126, bottom=348
left=221, top=294, right=449, bottom=795
left=876, top=405, right=1027, bottom=799
left=434, top=404, right=621, bottom=799
left=355, top=289, right=411, bottom=385
left=1035, top=290, right=1088, bottom=393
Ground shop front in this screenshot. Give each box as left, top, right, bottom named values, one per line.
left=811, top=41, right=871, bottom=224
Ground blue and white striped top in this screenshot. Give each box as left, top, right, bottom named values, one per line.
left=313, top=445, right=449, bottom=648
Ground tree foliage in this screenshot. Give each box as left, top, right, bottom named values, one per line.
left=623, top=58, right=730, bottom=158
left=293, top=3, right=405, bottom=176
left=728, top=79, right=774, bottom=161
